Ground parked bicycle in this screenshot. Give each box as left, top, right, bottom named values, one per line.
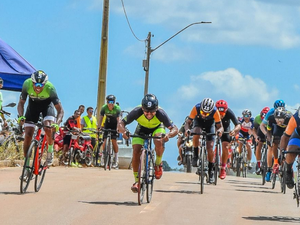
left=20, top=116, right=54, bottom=193
left=127, top=132, right=164, bottom=205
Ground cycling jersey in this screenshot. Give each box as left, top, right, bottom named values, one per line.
left=285, top=110, right=300, bottom=147
left=20, top=78, right=60, bottom=123
left=253, top=114, right=266, bottom=142
left=239, top=117, right=254, bottom=133
left=220, top=108, right=239, bottom=142
left=100, top=104, right=121, bottom=128
left=123, top=106, right=174, bottom=145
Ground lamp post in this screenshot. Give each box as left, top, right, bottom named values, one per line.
left=143, top=21, right=211, bottom=96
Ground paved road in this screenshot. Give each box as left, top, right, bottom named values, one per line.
left=0, top=166, right=299, bottom=225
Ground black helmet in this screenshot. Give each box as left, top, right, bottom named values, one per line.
left=106, top=95, right=116, bottom=103
left=31, top=70, right=48, bottom=84
left=242, top=109, right=252, bottom=117
left=200, top=98, right=215, bottom=113
left=274, top=107, right=287, bottom=119
left=141, top=94, right=158, bottom=112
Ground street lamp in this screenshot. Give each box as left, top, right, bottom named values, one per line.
left=143, top=21, right=212, bottom=96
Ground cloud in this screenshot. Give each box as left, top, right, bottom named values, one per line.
left=101, top=0, right=300, bottom=49
left=176, top=68, right=278, bottom=107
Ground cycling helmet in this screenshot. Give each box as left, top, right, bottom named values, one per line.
left=274, top=107, right=287, bottom=119
left=141, top=94, right=158, bottom=112
left=273, top=99, right=285, bottom=109
left=106, top=94, right=116, bottom=103
left=242, top=109, right=252, bottom=117
left=200, top=98, right=215, bottom=113
left=31, top=70, right=48, bottom=84
left=216, top=100, right=228, bottom=113
left=260, top=106, right=270, bottom=120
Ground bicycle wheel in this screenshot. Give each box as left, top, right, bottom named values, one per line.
left=85, top=146, right=93, bottom=166
left=236, top=156, right=241, bottom=177
left=186, top=155, right=192, bottom=173
left=296, top=162, right=300, bottom=207
left=241, top=148, right=247, bottom=178
left=104, top=137, right=111, bottom=170
left=138, top=149, right=146, bottom=205
left=20, top=141, right=35, bottom=193
left=213, top=145, right=220, bottom=185
left=146, top=153, right=155, bottom=203
left=261, top=148, right=267, bottom=185
left=34, top=145, right=48, bottom=192
left=200, top=147, right=205, bottom=194
left=271, top=172, right=276, bottom=189
left=94, top=142, right=102, bottom=167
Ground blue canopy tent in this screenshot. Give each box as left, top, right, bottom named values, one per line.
left=0, top=38, right=36, bottom=92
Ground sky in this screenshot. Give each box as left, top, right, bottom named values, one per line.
left=1, top=0, right=300, bottom=168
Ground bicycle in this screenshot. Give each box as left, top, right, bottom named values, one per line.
left=278, top=151, right=286, bottom=194
left=191, top=131, right=215, bottom=194
left=236, top=137, right=250, bottom=178
left=128, top=132, right=164, bottom=205
left=178, top=133, right=193, bottom=173
left=73, top=132, right=94, bottom=166
left=20, top=116, right=54, bottom=193
left=102, top=128, right=118, bottom=171
left=270, top=147, right=280, bottom=189
left=87, top=128, right=103, bottom=167
left=260, top=142, right=268, bottom=185
left=282, top=149, right=300, bottom=207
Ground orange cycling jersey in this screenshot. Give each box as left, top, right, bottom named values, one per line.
left=189, top=105, right=221, bottom=124
left=285, top=116, right=297, bottom=136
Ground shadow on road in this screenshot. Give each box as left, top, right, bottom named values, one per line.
left=226, top=179, right=261, bottom=186
left=155, top=189, right=199, bottom=194
left=243, top=215, right=300, bottom=223
left=79, top=201, right=137, bottom=206
left=175, top=181, right=199, bottom=185
left=0, top=192, right=22, bottom=195
left=235, top=189, right=280, bottom=194
left=232, top=184, right=270, bottom=190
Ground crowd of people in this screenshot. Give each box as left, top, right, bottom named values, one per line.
left=0, top=70, right=300, bottom=193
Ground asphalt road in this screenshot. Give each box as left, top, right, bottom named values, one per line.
left=0, top=166, right=300, bottom=225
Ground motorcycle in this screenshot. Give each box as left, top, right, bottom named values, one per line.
left=179, top=133, right=194, bottom=173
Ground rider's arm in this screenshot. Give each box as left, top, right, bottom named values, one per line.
left=17, top=99, right=26, bottom=118
left=54, top=102, right=64, bottom=125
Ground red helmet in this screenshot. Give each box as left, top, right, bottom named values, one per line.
left=216, top=100, right=228, bottom=113
left=260, top=106, right=270, bottom=120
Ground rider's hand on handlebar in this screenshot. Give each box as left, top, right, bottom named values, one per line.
left=51, top=124, right=59, bottom=132
left=18, top=116, right=26, bottom=124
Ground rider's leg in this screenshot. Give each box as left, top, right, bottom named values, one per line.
left=256, top=141, right=263, bottom=168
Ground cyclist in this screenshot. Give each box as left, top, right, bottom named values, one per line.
left=280, top=107, right=300, bottom=189
left=253, top=106, right=270, bottom=174
left=184, top=98, right=224, bottom=183
left=215, top=100, right=241, bottom=179
left=266, top=107, right=292, bottom=180
left=17, top=70, right=64, bottom=173
left=97, top=95, right=121, bottom=169
left=236, top=109, right=256, bottom=170
left=260, top=99, right=285, bottom=181
left=177, top=116, right=192, bottom=166
left=62, top=110, right=81, bottom=166
left=118, top=94, right=178, bottom=193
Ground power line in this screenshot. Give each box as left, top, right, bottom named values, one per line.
left=120, top=0, right=147, bottom=42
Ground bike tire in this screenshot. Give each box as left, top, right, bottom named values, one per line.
left=236, top=157, right=241, bottom=177
left=213, top=145, right=219, bottom=185
left=242, top=148, right=247, bottom=178
left=85, top=146, right=93, bottom=166
left=138, top=149, right=146, bottom=205
left=34, top=144, right=48, bottom=192
left=271, top=173, right=276, bottom=189
left=146, top=153, right=155, bottom=203
left=94, top=142, right=102, bottom=167
left=186, top=155, right=192, bottom=173
left=104, top=138, right=111, bottom=170
left=281, top=165, right=286, bottom=194
left=108, top=139, right=113, bottom=171
left=200, top=147, right=205, bottom=194
left=261, top=149, right=267, bottom=185
left=297, top=164, right=300, bottom=207
left=20, top=141, right=35, bottom=193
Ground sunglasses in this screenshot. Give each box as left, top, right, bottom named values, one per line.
left=89, top=110, right=94, bottom=113
left=218, top=107, right=225, bottom=112
left=108, top=101, right=115, bottom=104
left=200, top=110, right=210, bottom=117
left=143, top=109, right=156, bottom=114
left=34, top=83, right=44, bottom=88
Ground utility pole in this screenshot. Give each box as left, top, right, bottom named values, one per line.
left=143, top=32, right=151, bottom=96
left=97, top=0, right=110, bottom=120
left=143, top=21, right=211, bottom=95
